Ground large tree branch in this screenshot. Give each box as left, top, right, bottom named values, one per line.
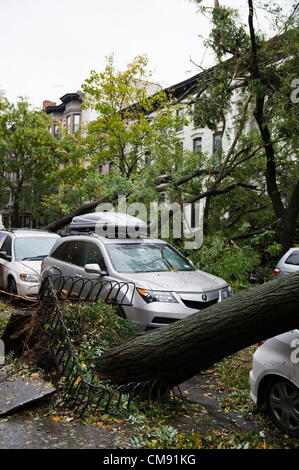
left=184, top=182, right=259, bottom=205
left=44, top=197, right=110, bottom=232
left=254, top=96, right=285, bottom=219
left=94, top=272, right=299, bottom=386
left=227, top=218, right=281, bottom=241
left=287, top=179, right=299, bottom=224
left=217, top=93, right=253, bottom=183
left=247, top=1, right=285, bottom=220
left=227, top=205, right=267, bottom=228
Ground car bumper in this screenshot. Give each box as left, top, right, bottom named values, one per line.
left=249, top=369, right=258, bottom=405
left=122, top=300, right=219, bottom=330
left=16, top=281, right=40, bottom=301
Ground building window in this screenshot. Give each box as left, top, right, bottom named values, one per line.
left=175, top=141, right=183, bottom=170
left=53, top=124, right=59, bottom=139
left=176, top=108, right=184, bottom=131
left=193, top=137, right=202, bottom=153
left=213, top=134, right=222, bottom=154
left=73, top=114, right=80, bottom=133
left=66, top=115, right=72, bottom=132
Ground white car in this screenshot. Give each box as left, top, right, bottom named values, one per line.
left=250, top=330, right=299, bottom=436
left=0, top=230, right=60, bottom=301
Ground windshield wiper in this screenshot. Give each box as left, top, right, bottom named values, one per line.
left=159, top=248, right=175, bottom=271
left=21, top=255, right=46, bottom=261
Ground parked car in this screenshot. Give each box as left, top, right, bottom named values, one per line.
left=0, top=229, right=60, bottom=301
left=250, top=330, right=299, bottom=437
left=273, top=247, right=299, bottom=278
left=41, top=213, right=232, bottom=331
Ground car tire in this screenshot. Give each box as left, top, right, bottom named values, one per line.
left=266, top=378, right=299, bottom=437
left=8, top=277, right=18, bottom=306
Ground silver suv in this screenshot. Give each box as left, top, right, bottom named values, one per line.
left=41, top=233, right=232, bottom=330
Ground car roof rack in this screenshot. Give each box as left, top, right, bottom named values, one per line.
left=60, top=231, right=99, bottom=238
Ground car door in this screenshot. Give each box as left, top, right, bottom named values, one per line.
left=46, top=240, right=86, bottom=291
left=0, top=235, right=12, bottom=289
left=80, top=241, right=113, bottom=300
left=48, top=240, right=106, bottom=298
left=48, top=240, right=84, bottom=272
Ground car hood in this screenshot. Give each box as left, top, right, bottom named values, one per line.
left=116, top=270, right=227, bottom=292
left=15, top=260, right=42, bottom=276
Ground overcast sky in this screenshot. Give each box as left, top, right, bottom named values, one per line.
left=0, top=0, right=292, bottom=108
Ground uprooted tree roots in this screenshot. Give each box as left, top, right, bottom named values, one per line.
left=2, top=310, right=55, bottom=371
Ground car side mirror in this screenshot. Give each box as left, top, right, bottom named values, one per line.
left=84, top=263, right=107, bottom=276
left=0, top=251, right=11, bottom=262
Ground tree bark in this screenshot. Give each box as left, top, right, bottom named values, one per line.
left=248, top=1, right=299, bottom=251
left=95, top=271, right=299, bottom=387
left=44, top=197, right=108, bottom=232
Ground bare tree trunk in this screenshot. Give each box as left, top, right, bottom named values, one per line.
left=95, top=272, right=299, bottom=387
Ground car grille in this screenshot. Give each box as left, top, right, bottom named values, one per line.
left=181, top=298, right=218, bottom=310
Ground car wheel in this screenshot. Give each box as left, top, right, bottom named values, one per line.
left=8, top=277, right=18, bottom=305
left=266, top=378, right=299, bottom=437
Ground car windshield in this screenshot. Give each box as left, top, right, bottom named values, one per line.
left=14, top=237, right=58, bottom=261
left=285, top=250, right=299, bottom=266
left=106, top=243, right=195, bottom=273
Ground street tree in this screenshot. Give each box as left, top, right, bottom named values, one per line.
left=187, top=0, right=299, bottom=250
left=44, top=55, right=186, bottom=231
left=0, top=98, right=59, bottom=227
left=81, top=54, right=185, bottom=180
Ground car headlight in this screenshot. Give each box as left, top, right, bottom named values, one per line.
left=220, top=285, right=233, bottom=300
left=137, top=288, right=178, bottom=303
left=20, top=273, right=39, bottom=283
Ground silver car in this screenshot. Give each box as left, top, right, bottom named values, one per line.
left=250, top=330, right=299, bottom=436
left=273, top=247, right=299, bottom=278
left=41, top=234, right=232, bottom=331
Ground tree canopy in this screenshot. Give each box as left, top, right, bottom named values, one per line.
left=187, top=0, right=299, bottom=251
left=0, top=98, right=59, bottom=227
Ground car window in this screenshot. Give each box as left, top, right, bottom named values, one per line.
left=14, top=237, right=58, bottom=260
left=105, top=243, right=195, bottom=273
left=0, top=232, right=7, bottom=249
left=162, top=245, right=193, bottom=271
left=83, top=242, right=106, bottom=270
left=51, top=242, right=68, bottom=261
left=52, top=240, right=85, bottom=266
left=285, top=250, right=299, bottom=266
left=1, top=236, right=12, bottom=257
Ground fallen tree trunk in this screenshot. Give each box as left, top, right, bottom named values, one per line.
left=2, top=272, right=299, bottom=390
left=95, top=271, right=299, bottom=387
left=44, top=197, right=107, bottom=232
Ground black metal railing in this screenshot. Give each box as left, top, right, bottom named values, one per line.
left=38, top=274, right=181, bottom=417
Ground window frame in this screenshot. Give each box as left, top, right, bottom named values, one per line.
left=193, top=137, right=202, bottom=152
left=82, top=241, right=106, bottom=271
left=0, top=236, right=12, bottom=258
left=73, top=114, right=80, bottom=133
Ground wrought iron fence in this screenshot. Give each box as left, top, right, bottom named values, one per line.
left=38, top=274, right=181, bottom=417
